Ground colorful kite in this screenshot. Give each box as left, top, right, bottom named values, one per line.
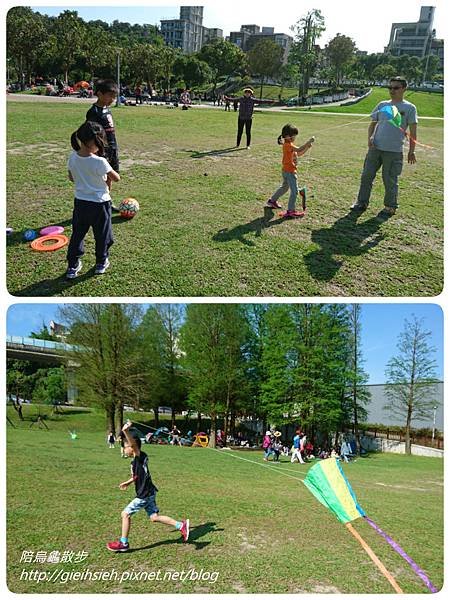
left=379, top=104, right=403, bottom=129
left=377, top=104, right=434, bottom=150
left=303, top=458, right=437, bottom=594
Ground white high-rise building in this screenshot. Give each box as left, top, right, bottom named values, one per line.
left=160, top=6, right=205, bottom=53
left=386, top=6, right=435, bottom=59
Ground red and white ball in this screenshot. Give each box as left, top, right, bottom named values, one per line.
left=119, top=197, right=139, bottom=219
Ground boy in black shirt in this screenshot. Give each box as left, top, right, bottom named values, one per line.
left=86, top=79, right=121, bottom=212
left=107, top=421, right=189, bottom=552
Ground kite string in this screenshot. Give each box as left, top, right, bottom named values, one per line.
left=345, top=522, right=404, bottom=594
left=363, top=516, right=438, bottom=593
left=209, top=447, right=306, bottom=482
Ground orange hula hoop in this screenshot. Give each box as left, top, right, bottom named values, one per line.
left=31, top=234, right=69, bottom=252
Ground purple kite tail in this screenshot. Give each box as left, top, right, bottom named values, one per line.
left=364, top=516, right=438, bottom=593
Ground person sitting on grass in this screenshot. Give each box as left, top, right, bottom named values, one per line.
left=107, top=420, right=189, bottom=553
left=66, top=121, right=120, bottom=279
left=266, top=124, right=315, bottom=218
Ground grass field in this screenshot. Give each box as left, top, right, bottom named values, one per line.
left=6, top=407, right=443, bottom=594
left=6, top=97, right=443, bottom=297
left=291, top=87, right=444, bottom=117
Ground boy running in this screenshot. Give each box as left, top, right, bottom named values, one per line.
left=107, top=421, right=189, bottom=552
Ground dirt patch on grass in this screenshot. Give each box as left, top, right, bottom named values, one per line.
left=7, top=142, right=64, bottom=156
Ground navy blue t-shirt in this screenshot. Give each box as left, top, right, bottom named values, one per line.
left=86, top=103, right=119, bottom=170
left=131, top=451, right=158, bottom=499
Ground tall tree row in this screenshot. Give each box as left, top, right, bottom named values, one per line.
left=60, top=304, right=143, bottom=433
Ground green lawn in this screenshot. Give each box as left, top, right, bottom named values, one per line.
left=6, top=98, right=443, bottom=296
left=292, top=87, right=444, bottom=117
left=7, top=414, right=443, bottom=594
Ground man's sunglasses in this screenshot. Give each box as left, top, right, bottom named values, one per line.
left=388, top=86, right=403, bottom=90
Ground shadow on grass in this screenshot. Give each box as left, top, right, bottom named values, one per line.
left=185, top=147, right=245, bottom=158
left=304, top=209, right=393, bottom=281
left=213, top=207, right=286, bottom=247
left=128, top=522, right=222, bottom=553
left=9, top=266, right=99, bottom=297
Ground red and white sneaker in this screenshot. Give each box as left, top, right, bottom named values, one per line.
left=180, top=519, right=190, bottom=542
left=107, top=540, right=130, bottom=552
left=282, top=210, right=305, bottom=218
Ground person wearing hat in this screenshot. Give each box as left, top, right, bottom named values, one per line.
left=262, top=430, right=274, bottom=461
left=272, top=431, right=282, bottom=461
left=225, top=87, right=265, bottom=149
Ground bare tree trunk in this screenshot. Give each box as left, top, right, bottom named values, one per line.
left=153, top=407, right=159, bottom=428
left=208, top=414, right=216, bottom=448
left=107, top=405, right=116, bottom=435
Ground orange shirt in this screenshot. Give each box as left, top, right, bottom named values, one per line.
left=282, top=141, right=298, bottom=173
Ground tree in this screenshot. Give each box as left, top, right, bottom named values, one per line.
left=372, top=64, right=396, bottom=83
left=198, top=39, right=247, bottom=96
left=182, top=56, right=212, bottom=89
left=29, top=324, right=56, bottom=341
left=6, top=7, right=48, bottom=87
left=180, top=305, right=248, bottom=447
left=289, top=9, right=325, bottom=99
left=247, top=39, right=283, bottom=99
left=325, top=34, right=356, bottom=87
left=32, top=367, right=66, bottom=405
left=137, top=305, right=186, bottom=425
left=60, top=304, right=143, bottom=433
left=346, top=305, right=371, bottom=453
left=261, top=305, right=349, bottom=444
left=81, top=22, right=117, bottom=80
left=384, top=316, right=439, bottom=455
left=125, top=42, right=173, bottom=95
left=52, top=11, right=87, bottom=83
left=422, top=54, right=441, bottom=82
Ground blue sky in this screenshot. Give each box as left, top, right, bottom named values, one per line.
left=31, top=0, right=444, bottom=54
left=7, top=303, right=443, bottom=385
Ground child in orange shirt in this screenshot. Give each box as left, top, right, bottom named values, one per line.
left=266, top=124, right=315, bottom=217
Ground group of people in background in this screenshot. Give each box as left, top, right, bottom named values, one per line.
left=262, top=428, right=356, bottom=464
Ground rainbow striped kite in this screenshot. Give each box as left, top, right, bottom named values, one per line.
left=304, top=458, right=437, bottom=594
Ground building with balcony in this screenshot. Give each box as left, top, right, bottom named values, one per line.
left=229, top=24, right=293, bottom=63
left=385, top=6, right=435, bottom=59
left=160, top=6, right=204, bottom=53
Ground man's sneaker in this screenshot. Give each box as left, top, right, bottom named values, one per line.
left=95, top=257, right=110, bottom=275
left=266, top=199, right=282, bottom=209
left=283, top=210, right=304, bottom=218
left=350, top=202, right=368, bottom=212
left=66, top=261, right=82, bottom=279
left=382, top=206, right=396, bottom=215
left=107, top=540, right=129, bottom=552
left=180, top=519, right=190, bottom=542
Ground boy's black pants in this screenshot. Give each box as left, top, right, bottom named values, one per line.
left=237, top=118, right=253, bottom=147
left=67, top=199, right=113, bottom=267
